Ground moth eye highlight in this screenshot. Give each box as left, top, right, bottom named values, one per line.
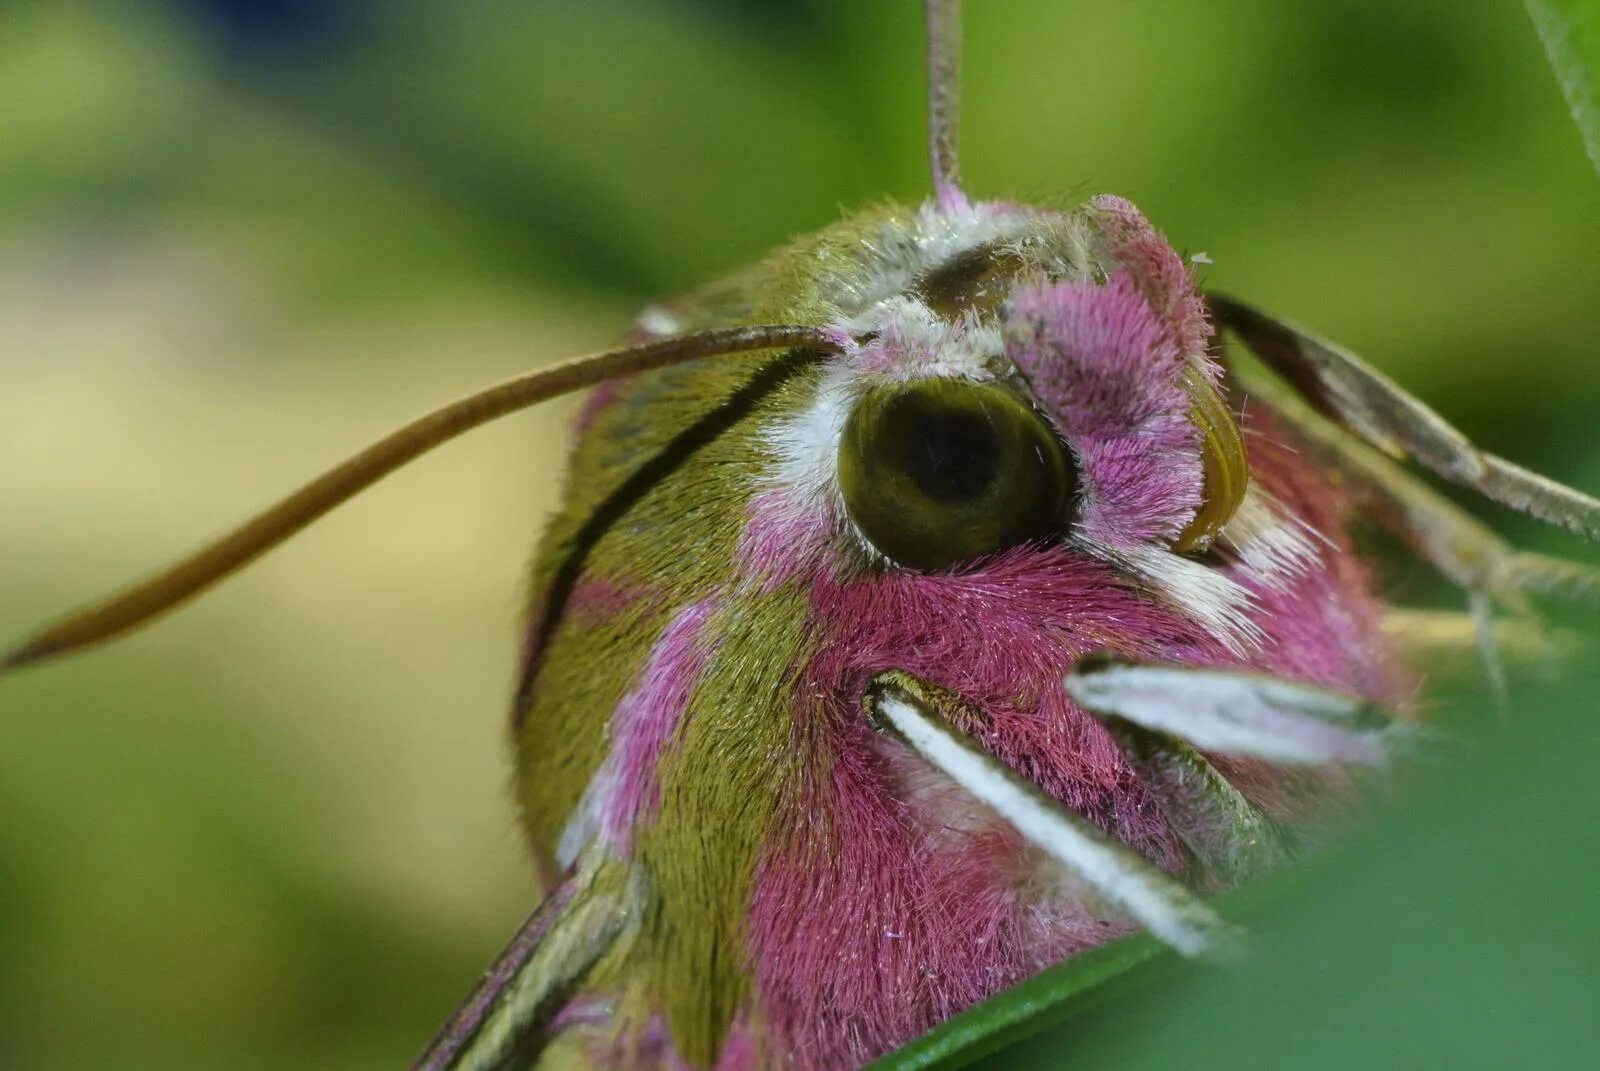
left=1173, top=366, right=1250, bottom=554
left=837, top=378, right=1076, bottom=570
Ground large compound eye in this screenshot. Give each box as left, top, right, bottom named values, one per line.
left=838, top=378, right=1076, bottom=570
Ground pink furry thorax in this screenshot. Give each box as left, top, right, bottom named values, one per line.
left=1088, top=195, right=1213, bottom=362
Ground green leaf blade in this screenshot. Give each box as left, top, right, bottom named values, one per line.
left=865, top=876, right=1291, bottom=1071
left=1528, top=0, right=1600, bottom=174
left=863, top=932, right=1168, bottom=1071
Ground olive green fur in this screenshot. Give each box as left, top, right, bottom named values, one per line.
left=513, top=198, right=1110, bottom=1066
left=517, top=346, right=824, bottom=1065
left=513, top=200, right=993, bottom=866
left=514, top=205, right=908, bottom=1057
left=513, top=204, right=942, bottom=858
left=513, top=351, right=818, bottom=867
left=638, top=587, right=814, bottom=1064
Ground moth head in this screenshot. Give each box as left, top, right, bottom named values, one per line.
left=827, top=199, right=1248, bottom=574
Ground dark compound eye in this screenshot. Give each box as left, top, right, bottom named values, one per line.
left=838, top=378, right=1076, bottom=570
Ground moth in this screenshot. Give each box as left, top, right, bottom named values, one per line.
left=5, top=2, right=1598, bottom=1069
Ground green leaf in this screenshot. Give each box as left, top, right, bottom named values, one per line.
left=866, top=878, right=1292, bottom=1071
left=871, top=661, right=1600, bottom=1071
left=863, top=932, right=1167, bottom=1071
left=1527, top=0, right=1600, bottom=173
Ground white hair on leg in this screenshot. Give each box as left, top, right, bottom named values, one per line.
left=867, top=678, right=1240, bottom=958
left=1064, top=658, right=1421, bottom=767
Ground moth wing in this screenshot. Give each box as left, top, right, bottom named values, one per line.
left=411, top=853, right=642, bottom=1071
left=1208, top=293, right=1600, bottom=541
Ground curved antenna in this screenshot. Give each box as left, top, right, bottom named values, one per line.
left=924, top=0, right=966, bottom=207
left=2, top=324, right=843, bottom=674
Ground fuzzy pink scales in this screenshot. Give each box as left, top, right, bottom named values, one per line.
left=1007, top=268, right=1203, bottom=546
left=599, top=598, right=716, bottom=851
left=552, top=196, right=1402, bottom=1071
left=739, top=412, right=1400, bottom=1071
left=709, top=200, right=1404, bottom=1071
left=1087, top=194, right=1213, bottom=365
left=1006, top=198, right=1219, bottom=549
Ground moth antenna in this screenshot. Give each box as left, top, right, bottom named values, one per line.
left=924, top=0, right=966, bottom=208
left=1, top=324, right=842, bottom=675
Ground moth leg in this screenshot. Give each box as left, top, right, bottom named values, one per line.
left=1062, top=656, right=1421, bottom=768
left=1092, top=715, right=1296, bottom=886
left=1208, top=293, right=1600, bottom=542
left=1384, top=609, right=1586, bottom=684
left=1230, top=358, right=1600, bottom=611
left=411, top=852, right=642, bottom=1071
left=863, top=671, right=1243, bottom=959
left=1228, top=357, right=1600, bottom=688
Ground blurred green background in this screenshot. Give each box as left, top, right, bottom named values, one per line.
left=0, top=1, right=1596, bottom=1068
